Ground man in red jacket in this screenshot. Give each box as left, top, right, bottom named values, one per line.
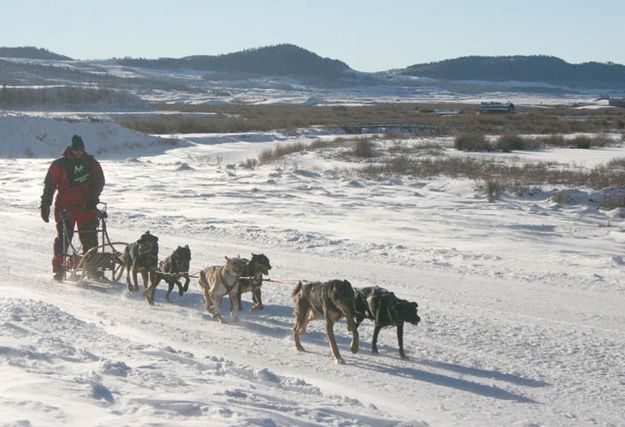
left=40, top=135, right=105, bottom=281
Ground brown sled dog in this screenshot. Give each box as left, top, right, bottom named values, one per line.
left=354, top=286, right=420, bottom=359
left=198, top=256, right=247, bottom=323
left=234, top=253, right=272, bottom=312
left=291, top=279, right=359, bottom=364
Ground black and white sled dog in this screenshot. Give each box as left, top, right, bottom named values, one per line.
left=123, top=231, right=159, bottom=292
left=354, top=286, right=420, bottom=359
left=143, top=245, right=191, bottom=305
left=234, top=253, right=272, bottom=312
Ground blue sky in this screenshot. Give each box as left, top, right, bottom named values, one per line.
left=2, top=1, right=624, bottom=72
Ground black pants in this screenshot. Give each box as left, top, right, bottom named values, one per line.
left=53, top=219, right=98, bottom=270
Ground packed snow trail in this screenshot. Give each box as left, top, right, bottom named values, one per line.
left=1, top=123, right=625, bottom=425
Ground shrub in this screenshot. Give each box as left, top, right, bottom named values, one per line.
left=388, top=156, right=415, bottom=173
left=353, top=138, right=376, bottom=158
left=494, top=135, right=525, bottom=152
left=589, top=135, right=613, bottom=147
left=494, top=134, right=541, bottom=152
left=606, top=157, right=625, bottom=169
left=572, top=136, right=592, bottom=149
left=454, top=134, right=491, bottom=152
left=542, top=134, right=567, bottom=147
left=483, top=177, right=503, bottom=202
left=551, top=189, right=587, bottom=205
left=258, top=142, right=307, bottom=163
left=600, top=191, right=625, bottom=210
left=241, top=158, right=258, bottom=170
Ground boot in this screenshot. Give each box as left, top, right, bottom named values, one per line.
left=53, top=268, right=64, bottom=282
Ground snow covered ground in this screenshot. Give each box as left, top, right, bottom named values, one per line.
left=1, top=114, right=625, bottom=426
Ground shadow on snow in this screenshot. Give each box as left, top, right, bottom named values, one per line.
left=83, top=282, right=542, bottom=403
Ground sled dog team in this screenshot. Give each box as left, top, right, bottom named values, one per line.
left=122, top=231, right=421, bottom=364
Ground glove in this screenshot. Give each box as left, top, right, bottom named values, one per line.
left=40, top=204, right=50, bottom=223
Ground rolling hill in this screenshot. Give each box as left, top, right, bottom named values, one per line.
left=2, top=44, right=624, bottom=101
left=0, top=46, right=72, bottom=61
left=399, top=55, right=625, bottom=89
left=117, top=44, right=352, bottom=80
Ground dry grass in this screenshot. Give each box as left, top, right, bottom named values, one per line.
left=257, top=138, right=347, bottom=164
left=140, top=104, right=623, bottom=203
left=241, top=158, right=258, bottom=170
left=253, top=134, right=625, bottom=193
left=259, top=142, right=308, bottom=163
left=359, top=155, right=625, bottom=190
left=118, top=102, right=625, bottom=135
left=454, top=133, right=618, bottom=152
left=228, top=128, right=625, bottom=207
left=454, top=134, right=492, bottom=151
left=495, top=135, right=541, bottom=152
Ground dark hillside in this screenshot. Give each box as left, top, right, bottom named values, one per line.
left=0, top=47, right=72, bottom=61
left=401, top=56, right=625, bottom=89
left=118, top=44, right=351, bottom=79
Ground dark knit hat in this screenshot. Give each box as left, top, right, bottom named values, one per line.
left=71, top=135, right=85, bottom=150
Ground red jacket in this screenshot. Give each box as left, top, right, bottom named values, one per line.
left=41, top=148, right=105, bottom=211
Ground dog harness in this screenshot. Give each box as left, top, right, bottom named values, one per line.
left=219, top=269, right=239, bottom=293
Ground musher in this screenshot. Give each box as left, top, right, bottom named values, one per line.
left=40, top=135, right=105, bottom=281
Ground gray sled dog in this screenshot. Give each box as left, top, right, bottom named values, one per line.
left=291, top=279, right=359, bottom=364
left=198, top=256, right=247, bottom=323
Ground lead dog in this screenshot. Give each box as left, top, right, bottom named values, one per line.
left=123, top=231, right=159, bottom=292
left=233, top=253, right=272, bottom=312
left=143, top=245, right=191, bottom=305
left=198, top=256, right=247, bottom=323
left=292, top=279, right=359, bottom=364
left=354, top=286, right=420, bottom=359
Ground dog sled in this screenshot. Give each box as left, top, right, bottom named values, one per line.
left=60, top=203, right=127, bottom=284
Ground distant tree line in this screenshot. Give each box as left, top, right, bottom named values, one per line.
left=402, top=56, right=625, bottom=88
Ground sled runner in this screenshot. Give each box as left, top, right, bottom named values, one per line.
left=60, top=203, right=127, bottom=284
